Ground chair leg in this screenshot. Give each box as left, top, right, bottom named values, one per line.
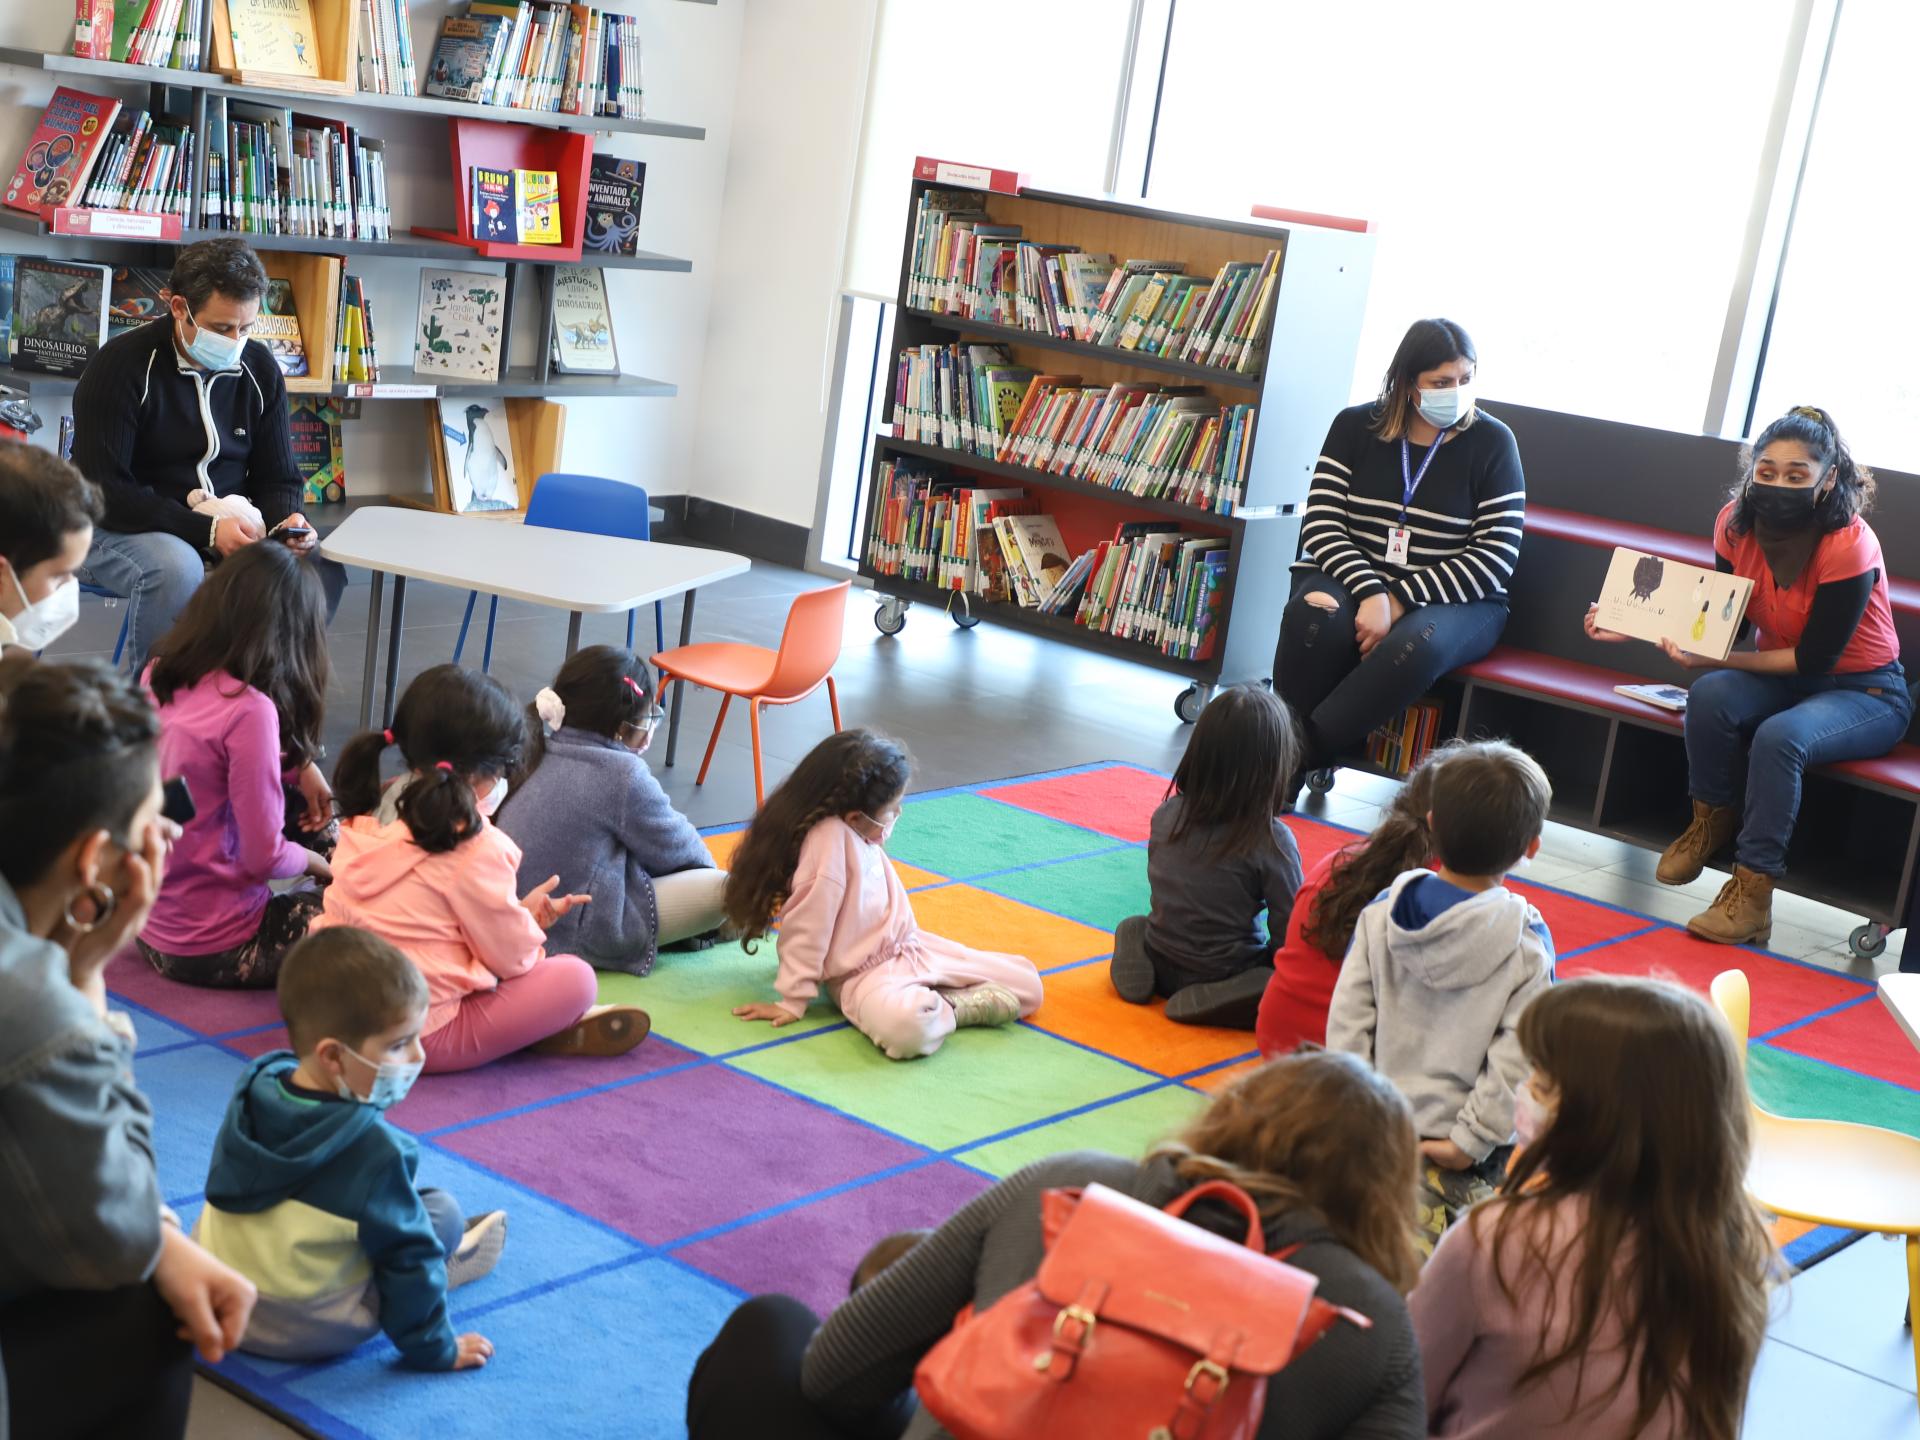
left=111, top=611, right=129, bottom=668
left=654, top=600, right=666, bottom=655
left=826, top=675, right=842, bottom=732
left=695, top=694, right=731, bottom=786
left=454, top=591, right=478, bottom=662
left=750, top=698, right=765, bottom=807
left=625, top=607, right=635, bottom=652
left=1907, top=1235, right=1920, bottom=1400
left=482, top=596, right=499, bottom=674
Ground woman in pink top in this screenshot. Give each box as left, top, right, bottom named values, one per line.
left=1411, top=977, right=1774, bottom=1440
left=725, top=729, right=1042, bottom=1060
left=141, top=543, right=334, bottom=986
left=317, top=665, right=649, bottom=1073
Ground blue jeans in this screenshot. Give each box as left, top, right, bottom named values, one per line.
left=1685, top=663, right=1913, bottom=875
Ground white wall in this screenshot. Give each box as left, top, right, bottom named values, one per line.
left=0, top=0, right=744, bottom=501
left=684, top=0, right=877, bottom=531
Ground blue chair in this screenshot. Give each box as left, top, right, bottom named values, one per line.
left=452, top=473, right=666, bottom=672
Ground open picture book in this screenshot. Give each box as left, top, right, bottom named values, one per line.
left=1594, top=546, right=1753, bottom=661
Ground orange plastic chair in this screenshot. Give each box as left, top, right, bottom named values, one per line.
left=1710, top=968, right=1920, bottom=1400
left=653, top=580, right=850, bottom=805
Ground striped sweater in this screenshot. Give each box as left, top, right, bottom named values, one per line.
left=1295, top=403, right=1526, bottom=607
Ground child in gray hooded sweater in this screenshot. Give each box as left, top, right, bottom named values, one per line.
left=1326, top=740, right=1554, bottom=1254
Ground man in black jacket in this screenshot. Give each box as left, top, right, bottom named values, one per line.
left=71, top=238, right=343, bottom=671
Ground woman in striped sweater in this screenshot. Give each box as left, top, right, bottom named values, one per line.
left=1275, top=319, right=1525, bottom=795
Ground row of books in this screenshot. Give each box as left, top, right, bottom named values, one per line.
left=905, top=190, right=1280, bottom=374
left=74, top=110, right=196, bottom=217
left=204, top=97, right=391, bottom=240
left=424, top=3, right=644, bottom=117
left=358, top=0, right=420, bottom=96
left=334, top=272, right=381, bottom=383
left=1362, top=699, right=1447, bottom=776
left=72, top=0, right=207, bottom=69
left=889, top=344, right=1257, bottom=514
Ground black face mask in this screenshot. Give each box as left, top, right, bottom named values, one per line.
left=1746, top=481, right=1824, bottom=533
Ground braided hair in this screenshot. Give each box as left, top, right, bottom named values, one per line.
left=1728, top=405, right=1875, bottom=535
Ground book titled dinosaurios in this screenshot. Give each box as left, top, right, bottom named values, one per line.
left=413, top=267, right=503, bottom=382
left=549, top=268, right=617, bottom=375
left=11, top=257, right=111, bottom=377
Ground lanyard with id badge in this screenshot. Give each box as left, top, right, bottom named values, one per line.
left=1388, top=435, right=1446, bottom=565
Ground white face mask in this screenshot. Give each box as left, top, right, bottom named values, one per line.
left=852, top=810, right=897, bottom=845
left=333, top=1048, right=424, bottom=1110
left=5, top=567, right=79, bottom=650
left=1417, top=383, right=1475, bottom=430
left=477, top=776, right=509, bottom=818
left=1514, top=1077, right=1554, bottom=1148
left=178, top=312, right=245, bottom=371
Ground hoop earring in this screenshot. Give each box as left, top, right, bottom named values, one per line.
left=62, top=883, right=117, bottom=934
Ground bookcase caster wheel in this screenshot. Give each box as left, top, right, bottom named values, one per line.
left=1305, top=768, right=1337, bottom=795
left=1850, top=923, right=1889, bottom=961
left=873, top=597, right=910, bottom=636
left=951, top=607, right=981, bottom=630
left=945, top=593, right=980, bottom=629
left=1174, top=684, right=1212, bottom=725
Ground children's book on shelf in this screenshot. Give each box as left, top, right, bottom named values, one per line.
left=0, top=257, right=14, bottom=356
left=414, top=268, right=504, bottom=382
left=470, top=167, right=518, bottom=243
left=77, top=109, right=197, bottom=218
left=584, top=154, right=645, bottom=255
left=201, top=97, right=389, bottom=240
left=437, top=399, right=520, bottom=513
left=6, top=89, right=121, bottom=216
left=10, top=259, right=111, bottom=377
left=1615, top=682, right=1689, bottom=713
left=423, top=15, right=507, bottom=101
left=549, top=268, right=617, bottom=375
left=226, top=0, right=323, bottom=77
left=287, top=396, right=345, bottom=504
left=77, top=0, right=206, bottom=67
left=1594, top=547, right=1753, bottom=660
left=357, top=0, right=419, bottom=95
left=106, top=265, right=170, bottom=336
left=515, top=169, right=562, bottom=244
left=254, top=277, right=308, bottom=377
left=415, top=2, right=642, bottom=117
left=333, top=272, right=379, bottom=383
left=1000, top=514, right=1071, bottom=608
left=72, top=0, right=116, bottom=60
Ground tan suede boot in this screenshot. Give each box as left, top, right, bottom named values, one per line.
left=1656, top=801, right=1739, bottom=885
left=1685, top=865, right=1775, bottom=945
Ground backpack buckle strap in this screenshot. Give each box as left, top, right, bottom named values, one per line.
left=1163, top=1358, right=1232, bottom=1440
left=1038, top=1295, right=1102, bottom=1382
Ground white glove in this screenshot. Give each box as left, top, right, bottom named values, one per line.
left=187, top=489, right=266, bottom=532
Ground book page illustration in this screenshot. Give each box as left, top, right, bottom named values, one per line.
left=1595, top=546, right=1752, bottom=660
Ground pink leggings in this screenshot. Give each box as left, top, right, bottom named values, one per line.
left=421, top=954, right=598, bottom=1074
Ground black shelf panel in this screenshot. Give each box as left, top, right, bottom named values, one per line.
left=0, top=363, right=77, bottom=396
left=336, top=365, right=676, bottom=399
left=901, top=310, right=1263, bottom=391
left=860, top=568, right=1221, bottom=684
left=876, top=436, right=1245, bottom=529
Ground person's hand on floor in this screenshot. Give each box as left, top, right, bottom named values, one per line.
left=453, top=1332, right=495, bottom=1370
left=153, top=1226, right=257, bottom=1364
left=522, top=875, right=590, bottom=929
left=1419, top=1138, right=1476, bottom=1172
left=732, top=1003, right=800, bottom=1027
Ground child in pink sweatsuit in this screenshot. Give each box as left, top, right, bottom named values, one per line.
left=726, top=729, right=1042, bottom=1060
left=319, top=665, right=649, bottom=1073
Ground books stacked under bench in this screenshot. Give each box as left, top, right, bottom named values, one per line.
left=906, top=189, right=1279, bottom=374
left=866, top=464, right=1229, bottom=662
left=1363, top=699, right=1446, bottom=776
left=424, top=3, right=644, bottom=118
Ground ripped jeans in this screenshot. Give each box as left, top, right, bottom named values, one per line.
left=1274, top=569, right=1508, bottom=772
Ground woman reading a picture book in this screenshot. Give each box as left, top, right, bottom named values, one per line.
left=1273, top=318, right=1525, bottom=803
left=1584, top=406, right=1908, bottom=945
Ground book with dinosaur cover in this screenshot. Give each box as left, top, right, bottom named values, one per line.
left=226, top=0, right=322, bottom=76
left=414, top=268, right=505, bottom=382
left=549, top=268, right=617, bottom=375
left=11, top=258, right=111, bottom=376
left=437, top=398, right=520, bottom=513
left=106, top=265, right=170, bottom=336
left=5, top=88, right=121, bottom=217
left=287, top=396, right=344, bottom=504
left=583, top=155, right=645, bottom=255
left=254, top=276, right=308, bottom=376
left=1594, top=546, right=1753, bottom=660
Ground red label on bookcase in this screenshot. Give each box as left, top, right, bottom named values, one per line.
left=913, top=156, right=1026, bottom=195
left=1249, top=203, right=1373, bottom=234
left=46, top=207, right=183, bottom=240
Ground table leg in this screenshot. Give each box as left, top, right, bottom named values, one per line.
left=665, top=588, right=695, bottom=768
left=565, top=610, right=582, bottom=658
left=382, top=575, right=408, bottom=729
left=357, top=571, right=385, bottom=731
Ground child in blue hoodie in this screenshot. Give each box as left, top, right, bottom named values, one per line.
left=196, top=927, right=507, bottom=1369
left=1325, top=740, right=1555, bottom=1254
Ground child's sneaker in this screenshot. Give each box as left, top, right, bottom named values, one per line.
left=947, top=983, right=1022, bottom=1029
left=1108, top=915, right=1155, bottom=1004
left=447, top=1210, right=507, bottom=1291
left=531, top=1004, right=650, bottom=1057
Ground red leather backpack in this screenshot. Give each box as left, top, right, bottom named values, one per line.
left=915, top=1179, right=1368, bottom=1440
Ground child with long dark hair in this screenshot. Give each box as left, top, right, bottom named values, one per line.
left=1256, top=744, right=1452, bottom=1057
left=1110, top=685, right=1303, bottom=1029
left=140, top=542, right=334, bottom=987
left=496, top=646, right=724, bottom=975
left=724, top=729, right=1042, bottom=1060
left=316, top=665, right=648, bottom=1073
left=1412, top=977, right=1775, bottom=1439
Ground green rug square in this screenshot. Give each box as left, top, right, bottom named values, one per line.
left=596, top=943, right=841, bottom=1056
left=976, top=847, right=1151, bottom=931
left=888, top=794, right=1117, bottom=882
left=1751, top=1042, right=1920, bottom=1140
left=729, top=1020, right=1149, bottom=1151
left=957, top=1085, right=1207, bottom=1178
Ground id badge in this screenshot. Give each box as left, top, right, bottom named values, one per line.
left=1385, top=525, right=1412, bottom=565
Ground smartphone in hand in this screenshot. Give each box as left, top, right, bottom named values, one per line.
left=273, top=525, right=315, bottom=545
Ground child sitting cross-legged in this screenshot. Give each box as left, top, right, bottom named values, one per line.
left=1110, top=684, right=1304, bottom=1028
left=194, top=927, right=506, bottom=1370
left=726, top=728, right=1044, bottom=1060
left=1326, top=739, right=1554, bottom=1254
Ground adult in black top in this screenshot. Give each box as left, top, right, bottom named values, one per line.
left=71, top=238, right=343, bottom=673
left=686, top=1051, right=1425, bottom=1440
left=1275, top=319, right=1525, bottom=794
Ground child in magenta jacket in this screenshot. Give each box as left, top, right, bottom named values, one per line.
left=315, top=665, right=648, bottom=1073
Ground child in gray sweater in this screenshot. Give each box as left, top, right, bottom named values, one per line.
left=1326, top=740, right=1555, bottom=1253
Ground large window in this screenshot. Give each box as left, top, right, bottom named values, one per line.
left=1143, top=1, right=1798, bottom=432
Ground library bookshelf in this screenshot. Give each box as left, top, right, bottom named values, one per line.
left=862, top=177, right=1374, bottom=720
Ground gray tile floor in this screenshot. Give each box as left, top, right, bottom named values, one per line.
left=41, top=558, right=1917, bottom=1438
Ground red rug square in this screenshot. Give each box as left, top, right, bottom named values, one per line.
left=1561, top=928, right=1868, bottom=1033
left=1769, top=997, right=1920, bottom=1092
left=1285, top=816, right=1361, bottom=873
left=982, top=765, right=1168, bottom=842
left=1508, top=881, right=1661, bottom=955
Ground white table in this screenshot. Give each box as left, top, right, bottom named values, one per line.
left=1879, top=973, right=1920, bottom=1052
left=321, top=507, right=750, bottom=764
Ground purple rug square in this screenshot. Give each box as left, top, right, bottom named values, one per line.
left=390, top=1035, right=700, bottom=1134
left=220, top=1025, right=291, bottom=1060
left=439, top=1062, right=927, bottom=1246
left=105, top=951, right=280, bottom=1036
left=673, top=1160, right=992, bottom=1315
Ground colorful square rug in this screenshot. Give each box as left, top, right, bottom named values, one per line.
left=106, top=763, right=1916, bottom=1438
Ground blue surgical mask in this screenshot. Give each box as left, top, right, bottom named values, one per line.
left=1417, top=383, right=1474, bottom=430
left=179, top=314, right=245, bottom=371
left=334, top=1048, right=424, bottom=1110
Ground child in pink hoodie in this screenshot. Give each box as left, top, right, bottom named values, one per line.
left=725, top=729, right=1042, bottom=1060
left=315, top=665, right=648, bottom=1073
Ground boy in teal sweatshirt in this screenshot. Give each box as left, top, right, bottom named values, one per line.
left=195, top=927, right=506, bottom=1368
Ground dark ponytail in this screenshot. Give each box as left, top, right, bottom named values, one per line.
left=513, top=644, right=653, bottom=790
left=1730, top=405, right=1876, bottom=535
left=331, top=664, right=527, bottom=855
